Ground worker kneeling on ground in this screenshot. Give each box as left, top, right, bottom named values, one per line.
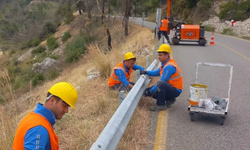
left=12, top=82, right=78, bottom=150
left=140, top=44, right=183, bottom=111
left=108, top=52, right=145, bottom=91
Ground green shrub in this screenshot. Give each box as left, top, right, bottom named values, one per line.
left=32, top=38, right=41, bottom=47
left=32, top=73, right=45, bottom=86
left=56, top=4, right=75, bottom=24
left=219, top=0, right=250, bottom=21
left=49, top=55, right=59, bottom=60
left=13, top=77, right=26, bottom=90
left=9, top=50, right=16, bottom=56
left=221, top=28, right=235, bottom=36
left=8, top=67, right=21, bottom=77
left=242, top=36, right=250, bottom=41
left=0, top=20, right=19, bottom=40
left=21, top=40, right=33, bottom=50
left=21, top=69, right=36, bottom=83
left=32, top=46, right=46, bottom=54
left=187, top=0, right=199, bottom=8
left=204, top=25, right=215, bottom=32
left=219, top=2, right=236, bottom=20
left=47, top=70, right=60, bottom=80
left=197, top=0, right=213, bottom=18
left=42, top=21, right=57, bottom=39
left=3, top=60, right=11, bottom=67
left=62, top=32, right=71, bottom=42
left=64, top=36, right=94, bottom=63
left=35, top=52, right=47, bottom=63
left=13, top=60, right=18, bottom=66
left=0, top=96, right=5, bottom=104
left=47, top=36, right=58, bottom=50
left=65, top=13, right=75, bottom=24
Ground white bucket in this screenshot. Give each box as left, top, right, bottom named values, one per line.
left=189, top=84, right=208, bottom=106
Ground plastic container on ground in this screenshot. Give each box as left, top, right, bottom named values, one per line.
left=189, top=84, right=208, bottom=106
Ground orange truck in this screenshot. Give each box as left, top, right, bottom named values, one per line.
left=166, top=0, right=207, bottom=46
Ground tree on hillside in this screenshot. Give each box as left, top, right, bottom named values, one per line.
left=102, top=0, right=105, bottom=23
left=85, top=0, right=94, bottom=19
left=124, top=0, right=131, bottom=36
left=76, top=0, right=85, bottom=15
left=131, top=0, right=146, bottom=16
left=96, top=0, right=112, bottom=50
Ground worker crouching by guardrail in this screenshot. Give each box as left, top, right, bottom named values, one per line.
left=108, top=52, right=145, bottom=91
left=140, top=44, right=183, bottom=111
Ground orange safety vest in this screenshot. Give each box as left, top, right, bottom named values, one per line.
left=160, top=59, right=183, bottom=90
left=159, top=19, right=169, bottom=31
left=12, top=112, right=59, bottom=150
left=108, top=61, right=133, bottom=87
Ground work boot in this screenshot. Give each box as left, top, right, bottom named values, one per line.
left=150, top=105, right=167, bottom=111
left=166, top=99, right=176, bottom=108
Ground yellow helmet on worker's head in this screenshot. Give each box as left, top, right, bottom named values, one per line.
left=124, top=52, right=136, bottom=60
left=157, top=44, right=171, bottom=54
left=48, top=82, right=78, bottom=109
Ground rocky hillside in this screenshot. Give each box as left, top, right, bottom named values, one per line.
left=202, top=0, right=250, bottom=37
left=170, top=0, right=250, bottom=37
left=203, top=17, right=250, bottom=37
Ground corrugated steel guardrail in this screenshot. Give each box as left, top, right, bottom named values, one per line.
left=90, top=33, right=164, bottom=150
left=90, top=59, right=158, bottom=150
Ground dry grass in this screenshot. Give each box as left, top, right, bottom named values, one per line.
left=0, top=18, right=157, bottom=150
left=0, top=106, right=16, bottom=149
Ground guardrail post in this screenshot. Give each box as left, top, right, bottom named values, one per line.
left=119, top=90, right=125, bottom=104
left=142, top=12, right=145, bottom=27
left=136, top=70, right=140, bottom=81
left=152, top=50, right=155, bottom=60
left=146, top=56, right=150, bottom=68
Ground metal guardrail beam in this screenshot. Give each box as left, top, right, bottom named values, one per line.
left=90, top=59, right=158, bottom=150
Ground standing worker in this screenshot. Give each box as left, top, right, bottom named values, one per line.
left=140, top=44, right=183, bottom=111
left=12, top=82, right=78, bottom=150
left=158, top=16, right=171, bottom=44
left=108, top=52, right=145, bottom=91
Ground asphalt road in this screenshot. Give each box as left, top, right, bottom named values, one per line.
left=132, top=17, right=250, bottom=150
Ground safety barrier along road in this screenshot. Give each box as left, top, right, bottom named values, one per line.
left=90, top=59, right=158, bottom=150
left=90, top=28, right=164, bottom=149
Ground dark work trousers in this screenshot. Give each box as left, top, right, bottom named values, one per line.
left=147, top=81, right=180, bottom=106
left=110, top=82, right=135, bottom=91
left=159, top=31, right=170, bottom=43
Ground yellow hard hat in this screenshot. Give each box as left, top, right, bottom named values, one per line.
left=157, top=44, right=171, bottom=53
left=48, top=82, right=78, bottom=109
left=124, top=52, right=136, bottom=60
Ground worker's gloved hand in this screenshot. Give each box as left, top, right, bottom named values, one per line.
left=144, top=88, right=152, bottom=97
left=140, top=70, right=147, bottom=75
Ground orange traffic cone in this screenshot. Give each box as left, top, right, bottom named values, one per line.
left=210, top=33, right=215, bottom=45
